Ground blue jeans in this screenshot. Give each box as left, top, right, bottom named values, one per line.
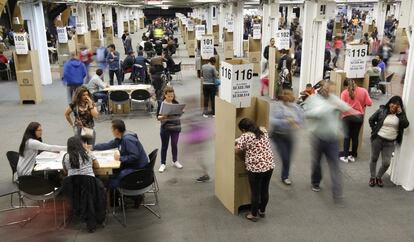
left=160, top=128, right=180, bottom=164
left=272, top=132, right=294, bottom=180
left=67, top=85, right=81, bottom=103
left=311, top=135, right=343, bottom=199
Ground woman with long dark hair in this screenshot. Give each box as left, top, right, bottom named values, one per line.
left=17, top=122, right=66, bottom=177
left=368, top=96, right=409, bottom=187
left=64, top=86, right=99, bottom=146
left=340, top=79, right=372, bottom=163
left=235, top=118, right=275, bottom=222
left=156, top=86, right=183, bottom=173
left=62, top=136, right=99, bottom=177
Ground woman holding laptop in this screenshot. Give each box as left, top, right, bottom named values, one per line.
left=156, top=86, right=184, bottom=173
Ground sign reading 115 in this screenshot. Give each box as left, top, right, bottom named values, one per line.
left=347, top=48, right=366, bottom=58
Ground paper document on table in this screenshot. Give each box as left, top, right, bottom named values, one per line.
left=93, top=150, right=116, bottom=163
left=159, top=102, right=185, bottom=116
left=36, top=151, right=60, bottom=161
left=34, top=161, right=63, bottom=171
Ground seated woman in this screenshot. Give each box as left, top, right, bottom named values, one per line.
left=17, top=122, right=66, bottom=177
left=62, top=136, right=100, bottom=177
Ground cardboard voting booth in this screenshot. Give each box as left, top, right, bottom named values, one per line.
left=268, top=47, right=282, bottom=99
left=90, top=30, right=101, bottom=50
left=14, top=50, right=42, bottom=104
left=105, top=27, right=114, bottom=45
left=224, top=30, right=233, bottom=60
left=129, top=20, right=136, bottom=33
left=139, top=17, right=145, bottom=29
left=186, top=30, right=196, bottom=57
left=248, top=37, right=261, bottom=75
left=76, top=32, right=91, bottom=53
left=215, top=96, right=269, bottom=215
left=394, top=28, right=409, bottom=54
left=213, top=25, right=219, bottom=46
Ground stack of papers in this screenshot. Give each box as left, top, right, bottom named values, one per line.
left=93, top=150, right=115, bottom=163
left=34, top=161, right=63, bottom=171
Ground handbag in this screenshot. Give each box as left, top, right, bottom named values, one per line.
left=81, top=127, right=94, bottom=138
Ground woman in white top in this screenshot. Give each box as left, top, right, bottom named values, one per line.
left=368, top=96, right=409, bottom=187
left=17, top=122, right=66, bottom=177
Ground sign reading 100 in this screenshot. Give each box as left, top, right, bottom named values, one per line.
left=221, top=67, right=253, bottom=81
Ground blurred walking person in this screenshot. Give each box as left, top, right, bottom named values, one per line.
left=270, top=89, right=303, bottom=185
left=368, top=96, right=409, bottom=187
left=303, top=80, right=356, bottom=202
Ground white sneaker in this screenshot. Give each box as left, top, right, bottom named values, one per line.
left=203, top=114, right=209, bottom=118
left=173, top=161, right=183, bottom=169
left=340, top=156, right=348, bottom=163
left=347, top=155, right=355, bottom=163
left=158, top=164, right=166, bottom=173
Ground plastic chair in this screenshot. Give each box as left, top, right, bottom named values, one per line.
left=113, top=162, right=161, bottom=226
left=110, top=90, right=130, bottom=114
left=130, top=89, right=152, bottom=112
left=378, top=72, right=394, bottom=96
left=17, top=175, right=62, bottom=228
left=169, top=62, right=182, bottom=84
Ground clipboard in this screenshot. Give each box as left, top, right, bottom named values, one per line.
left=159, top=102, right=185, bottom=116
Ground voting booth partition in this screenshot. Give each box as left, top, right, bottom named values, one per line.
left=14, top=50, right=42, bottom=104
left=224, top=29, right=233, bottom=60
left=76, top=32, right=92, bottom=53
left=215, top=97, right=269, bottom=215
left=394, top=28, right=409, bottom=54
left=186, top=30, right=196, bottom=57
left=105, top=27, right=114, bottom=45
left=129, top=20, right=136, bottom=33
left=213, top=25, right=220, bottom=46
left=123, top=21, right=129, bottom=33
left=90, top=30, right=101, bottom=51
left=248, top=38, right=261, bottom=75
left=268, top=47, right=282, bottom=99
left=199, top=35, right=220, bottom=109
left=139, top=17, right=145, bottom=29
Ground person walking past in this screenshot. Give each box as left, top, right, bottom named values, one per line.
left=368, top=96, right=409, bottom=187
left=63, top=52, right=87, bottom=103
left=235, top=118, right=275, bottom=222
left=270, top=89, right=304, bottom=185
left=340, top=79, right=372, bottom=163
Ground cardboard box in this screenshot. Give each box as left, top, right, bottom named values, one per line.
left=111, top=102, right=130, bottom=114
left=247, top=52, right=261, bottom=63
left=215, top=97, right=269, bottom=215
left=248, top=38, right=261, bottom=52
left=243, top=40, right=249, bottom=52
left=16, top=70, right=42, bottom=103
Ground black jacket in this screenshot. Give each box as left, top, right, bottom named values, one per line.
left=263, top=45, right=270, bottom=60
left=61, top=175, right=106, bottom=231
left=369, top=105, right=409, bottom=145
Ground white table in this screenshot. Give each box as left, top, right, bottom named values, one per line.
left=104, top=84, right=152, bottom=93
left=35, top=150, right=121, bottom=175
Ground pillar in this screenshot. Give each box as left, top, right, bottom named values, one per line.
left=116, top=7, right=124, bottom=38
left=233, top=1, right=244, bottom=57
left=19, top=0, right=52, bottom=85
left=374, top=0, right=387, bottom=40
left=95, top=6, right=104, bottom=43
left=76, top=4, right=88, bottom=34
left=399, top=0, right=414, bottom=29
left=219, top=4, right=226, bottom=45
left=298, top=0, right=328, bottom=92
left=391, top=4, right=414, bottom=191
left=287, top=5, right=294, bottom=28
left=261, top=0, right=280, bottom=54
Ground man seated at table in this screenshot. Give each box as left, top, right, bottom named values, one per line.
left=94, top=119, right=149, bottom=189
left=134, top=51, right=150, bottom=83
left=87, top=69, right=109, bottom=112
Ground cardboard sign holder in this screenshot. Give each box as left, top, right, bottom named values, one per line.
left=14, top=50, right=42, bottom=104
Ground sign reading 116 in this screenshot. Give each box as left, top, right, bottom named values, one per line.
left=221, top=67, right=253, bottom=81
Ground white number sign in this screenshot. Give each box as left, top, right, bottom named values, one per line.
left=275, top=30, right=290, bottom=50
left=187, top=20, right=194, bottom=31
left=14, top=33, right=29, bottom=55
left=253, top=24, right=261, bottom=39
left=57, top=27, right=68, bottom=43
left=195, top=25, right=206, bottom=40
left=226, top=19, right=234, bottom=33
left=344, top=44, right=368, bottom=78
left=201, top=35, right=214, bottom=60
left=76, top=22, right=85, bottom=34
left=220, top=61, right=253, bottom=108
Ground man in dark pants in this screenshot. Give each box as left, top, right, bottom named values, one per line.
left=106, top=44, right=122, bottom=85
left=201, top=57, right=218, bottom=117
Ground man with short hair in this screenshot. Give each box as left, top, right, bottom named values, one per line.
left=106, top=44, right=121, bottom=85
left=94, top=119, right=149, bottom=188
left=87, top=69, right=109, bottom=111
left=201, top=57, right=218, bottom=117
left=63, top=52, right=87, bottom=103
left=123, top=31, right=133, bottom=55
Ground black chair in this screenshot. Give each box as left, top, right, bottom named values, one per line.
left=109, top=90, right=130, bottom=114
left=169, top=62, right=182, bottom=84
left=61, top=175, right=106, bottom=232
left=0, top=151, right=25, bottom=227
left=130, top=89, right=152, bottom=112
left=17, top=175, right=61, bottom=228
left=379, top=72, right=394, bottom=96
left=145, top=149, right=159, bottom=192
left=93, top=91, right=109, bottom=114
